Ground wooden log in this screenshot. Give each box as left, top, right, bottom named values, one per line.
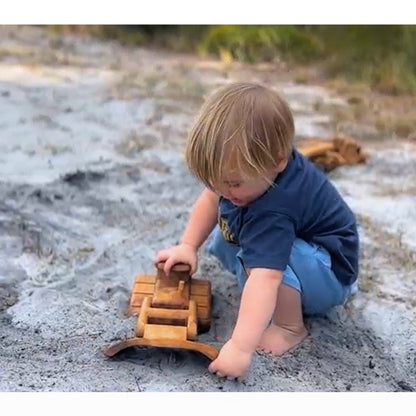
left=297, top=140, right=334, bottom=158
left=297, top=135, right=368, bottom=171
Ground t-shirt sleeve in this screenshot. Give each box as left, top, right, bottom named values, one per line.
left=239, top=211, right=296, bottom=272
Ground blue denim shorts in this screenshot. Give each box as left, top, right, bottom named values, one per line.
left=206, top=226, right=357, bottom=315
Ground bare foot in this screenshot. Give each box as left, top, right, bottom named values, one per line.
left=258, top=323, right=308, bottom=356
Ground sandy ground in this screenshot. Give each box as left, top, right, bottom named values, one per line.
left=0, top=26, right=415, bottom=392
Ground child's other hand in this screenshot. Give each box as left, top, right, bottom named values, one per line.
left=208, top=339, right=252, bottom=381
left=155, top=243, right=197, bottom=276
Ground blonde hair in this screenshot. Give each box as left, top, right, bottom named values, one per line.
left=186, top=82, right=295, bottom=189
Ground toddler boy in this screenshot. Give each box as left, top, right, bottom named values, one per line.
left=156, top=82, right=359, bottom=380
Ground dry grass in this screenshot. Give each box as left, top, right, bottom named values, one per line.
left=290, top=67, right=416, bottom=141
left=359, top=214, right=416, bottom=272
left=315, top=78, right=416, bottom=141
left=110, top=70, right=207, bottom=106
left=115, top=130, right=156, bottom=157
left=357, top=213, right=416, bottom=297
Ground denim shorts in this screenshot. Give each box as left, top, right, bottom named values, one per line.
left=206, top=226, right=357, bottom=315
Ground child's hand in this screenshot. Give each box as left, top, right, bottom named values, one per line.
left=208, top=339, right=252, bottom=381
left=155, top=243, right=198, bottom=276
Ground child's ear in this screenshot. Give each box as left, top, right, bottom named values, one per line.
left=275, top=157, right=288, bottom=173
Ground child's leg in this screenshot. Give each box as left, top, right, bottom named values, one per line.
left=259, top=239, right=354, bottom=355
left=289, top=239, right=353, bottom=315
left=258, top=283, right=308, bottom=355
left=205, top=226, right=247, bottom=288
left=207, top=228, right=308, bottom=354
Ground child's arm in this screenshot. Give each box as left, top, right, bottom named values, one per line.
left=180, top=188, right=219, bottom=250
left=156, top=188, right=219, bottom=275
left=208, top=268, right=283, bottom=379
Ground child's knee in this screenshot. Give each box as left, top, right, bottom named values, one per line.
left=285, top=238, right=352, bottom=315
left=205, top=226, right=243, bottom=280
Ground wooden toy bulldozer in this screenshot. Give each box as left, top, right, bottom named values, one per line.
left=103, top=262, right=219, bottom=361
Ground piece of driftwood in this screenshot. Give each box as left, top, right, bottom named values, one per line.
left=297, top=134, right=368, bottom=171
left=103, top=262, right=219, bottom=361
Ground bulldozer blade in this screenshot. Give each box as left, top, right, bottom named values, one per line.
left=103, top=337, right=219, bottom=361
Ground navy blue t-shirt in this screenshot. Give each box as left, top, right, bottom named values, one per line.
left=218, top=148, right=359, bottom=286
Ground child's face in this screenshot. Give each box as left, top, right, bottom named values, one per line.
left=213, top=159, right=287, bottom=206
left=215, top=176, right=272, bottom=206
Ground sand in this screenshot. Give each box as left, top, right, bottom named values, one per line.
left=0, top=26, right=415, bottom=392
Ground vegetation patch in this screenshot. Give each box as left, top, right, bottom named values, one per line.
left=199, top=25, right=322, bottom=63
left=51, top=25, right=416, bottom=96
left=0, top=285, right=18, bottom=311
left=115, top=130, right=155, bottom=157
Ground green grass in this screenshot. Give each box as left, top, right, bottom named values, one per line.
left=47, top=25, right=416, bottom=95
left=311, top=25, right=416, bottom=94
left=199, top=25, right=322, bottom=63
left=198, top=25, right=416, bottom=94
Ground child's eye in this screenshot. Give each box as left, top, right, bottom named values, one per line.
left=229, top=183, right=242, bottom=188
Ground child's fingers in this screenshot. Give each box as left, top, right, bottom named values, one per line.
left=208, top=359, right=223, bottom=376
left=189, top=260, right=197, bottom=276
left=208, top=360, right=216, bottom=373
left=208, top=357, right=245, bottom=381
left=208, top=365, right=242, bottom=380
left=154, top=247, right=196, bottom=275
left=163, top=257, right=177, bottom=276
left=155, top=249, right=169, bottom=262
left=154, top=249, right=170, bottom=263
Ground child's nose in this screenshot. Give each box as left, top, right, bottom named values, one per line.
left=218, top=186, right=231, bottom=199
left=224, top=188, right=235, bottom=199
